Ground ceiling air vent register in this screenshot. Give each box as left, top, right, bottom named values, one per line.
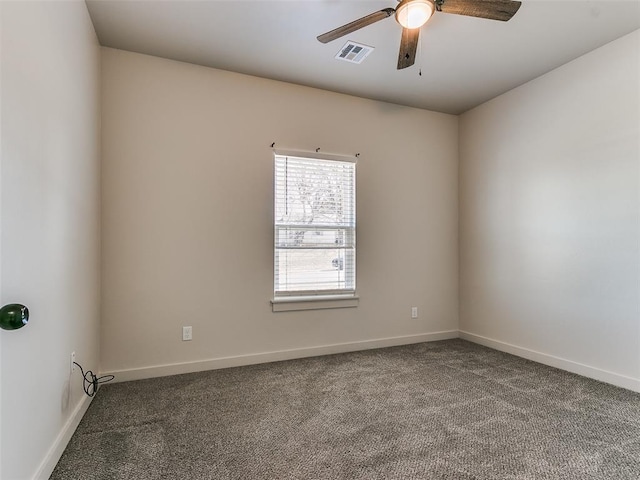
left=335, top=42, right=374, bottom=64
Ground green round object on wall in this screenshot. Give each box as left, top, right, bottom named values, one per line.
left=0, top=304, right=29, bottom=330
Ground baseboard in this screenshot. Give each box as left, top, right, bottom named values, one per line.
left=459, top=331, right=640, bottom=393
left=103, top=329, right=639, bottom=392
left=104, top=330, right=459, bottom=383
left=32, top=394, right=94, bottom=480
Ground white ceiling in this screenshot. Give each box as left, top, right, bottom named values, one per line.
left=85, top=0, right=640, bottom=114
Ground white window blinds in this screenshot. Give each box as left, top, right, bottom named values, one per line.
left=274, top=153, right=356, bottom=297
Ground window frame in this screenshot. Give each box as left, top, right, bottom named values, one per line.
left=271, top=150, right=358, bottom=312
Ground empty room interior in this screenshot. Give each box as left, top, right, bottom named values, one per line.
left=1, top=0, right=639, bottom=479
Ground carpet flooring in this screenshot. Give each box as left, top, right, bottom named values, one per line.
left=50, top=339, right=640, bottom=480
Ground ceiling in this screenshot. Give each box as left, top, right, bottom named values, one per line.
left=85, top=0, right=640, bottom=115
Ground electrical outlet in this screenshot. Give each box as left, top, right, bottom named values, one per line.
left=71, top=352, right=76, bottom=373
left=182, top=326, right=193, bottom=341
left=411, top=307, right=418, bottom=319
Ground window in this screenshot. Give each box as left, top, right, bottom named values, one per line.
left=273, top=152, right=356, bottom=305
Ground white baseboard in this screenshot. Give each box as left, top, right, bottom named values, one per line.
left=33, top=394, right=94, bottom=480
left=459, top=330, right=640, bottom=393
left=104, top=330, right=459, bottom=383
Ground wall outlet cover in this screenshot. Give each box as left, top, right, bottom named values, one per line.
left=182, top=326, right=193, bottom=341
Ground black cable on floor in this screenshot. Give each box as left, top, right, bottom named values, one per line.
left=73, top=362, right=115, bottom=397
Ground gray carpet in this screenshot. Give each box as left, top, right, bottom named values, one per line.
left=50, top=339, right=640, bottom=480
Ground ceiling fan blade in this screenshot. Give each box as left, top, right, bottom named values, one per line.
left=437, top=0, right=521, bottom=21
left=397, top=27, right=420, bottom=70
left=317, top=8, right=395, bottom=44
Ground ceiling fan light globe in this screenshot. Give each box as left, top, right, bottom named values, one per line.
left=395, top=0, right=435, bottom=29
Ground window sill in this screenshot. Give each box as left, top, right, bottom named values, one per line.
left=271, top=295, right=359, bottom=312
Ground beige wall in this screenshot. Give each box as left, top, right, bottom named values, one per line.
left=100, top=48, right=459, bottom=377
left=459, top=30, right=640, bottom=389
left=0, top=1, right=101, bottom=478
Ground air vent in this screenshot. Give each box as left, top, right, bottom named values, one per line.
left=335, top=41, right=374, bottom=64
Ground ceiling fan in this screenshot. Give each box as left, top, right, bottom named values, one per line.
left=317, top=0, right=522, bottom=69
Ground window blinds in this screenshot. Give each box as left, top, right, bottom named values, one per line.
left=274, top=154, right=356, bottom=296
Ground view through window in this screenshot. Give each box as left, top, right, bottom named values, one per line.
left=274, top=153, right=356, bottom=297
